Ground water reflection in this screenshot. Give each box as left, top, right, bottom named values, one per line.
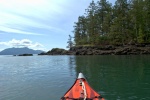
left=74, top=55, right=150, bottom=100
left=68, top=56, right=76, bottom=76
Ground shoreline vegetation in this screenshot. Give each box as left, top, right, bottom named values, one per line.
left=72, top=0, right=150, bottom=47
left=39, top=0, right=150, bottom=56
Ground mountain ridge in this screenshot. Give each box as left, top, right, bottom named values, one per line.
left=0, top=47, right=44, bottom=55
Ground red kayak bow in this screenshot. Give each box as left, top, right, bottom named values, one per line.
left=61, top=73, right=105, bottom=100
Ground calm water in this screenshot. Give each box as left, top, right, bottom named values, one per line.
left=0, top=55, right=150, bottom=100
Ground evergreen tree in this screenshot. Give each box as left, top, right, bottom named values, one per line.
left=130, top=0, right=149, bottom=43
left=96, top=0, right=112, bottom=35
left=144, top=0, right=150, bottom=42
left=110, top=0, right=129, bottom=45
left=67, top=35, right=73, bottom=48
left=85, top=0, right=97, bottom=45
left=74, top=16, right=87, bottom=45
left=96, top=0, right=112, bottom=44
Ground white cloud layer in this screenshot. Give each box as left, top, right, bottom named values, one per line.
left=0, top=0, right=68, bottom=36
left=0, top=39, right=44, bottom=50
left=0, top=0, right=99, bottom=35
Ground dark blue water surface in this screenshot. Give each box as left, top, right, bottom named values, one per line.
left=0, top=55, right=150, bottom=100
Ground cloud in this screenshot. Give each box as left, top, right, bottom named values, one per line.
left=0, top=26, right=43, bottom=35
left=0, top=0, right=98, bottom=37
left=0, top=39, right=44, bottom=50
left=0, top=0, right=67, bottom=36
left=0, top=0, right=96, bottom=36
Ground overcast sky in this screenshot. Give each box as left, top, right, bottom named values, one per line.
left=0, top=0, right=115, bottom=51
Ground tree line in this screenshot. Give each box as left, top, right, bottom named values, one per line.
left=73, top=0, right=150, bottom=46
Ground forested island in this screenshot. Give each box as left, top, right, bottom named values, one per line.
left=69, top=0, right=150, bottom=55
left=40, top=0, right=150, bottom=55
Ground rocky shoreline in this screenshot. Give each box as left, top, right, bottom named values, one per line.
left=38, top=48, right=69, bottom=55
left=39, top=44, right=150, bottom=55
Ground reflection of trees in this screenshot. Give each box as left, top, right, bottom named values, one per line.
left=74, top=55, right=148, bottom=99
left=68, top=56, right=76, bottom=76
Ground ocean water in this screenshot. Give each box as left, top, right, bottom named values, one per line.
left=0, top=55, right=150, bottom=100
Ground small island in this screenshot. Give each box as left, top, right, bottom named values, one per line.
left=18, top=54, right=33, bottom=56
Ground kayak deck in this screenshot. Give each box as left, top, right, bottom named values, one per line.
left=61, top=73, right=104, bottom=100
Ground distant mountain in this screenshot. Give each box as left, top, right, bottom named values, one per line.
left=0, top=47, right=44, bottom=55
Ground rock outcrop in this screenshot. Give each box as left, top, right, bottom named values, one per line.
left=38, top=45, right=150, bottom=55
left=39, top=48, right=69, bottom=55
left=69, top=45, right=150, bottom=55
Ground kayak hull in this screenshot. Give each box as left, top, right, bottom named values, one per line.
left=61, top=73, right=104, bottom=100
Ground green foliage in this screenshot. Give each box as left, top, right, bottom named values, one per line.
left=73, top=0, right=150, bottom=46
left=137, top=26, right=145, bottom=43
left=67, top=35, right=73, bottom=48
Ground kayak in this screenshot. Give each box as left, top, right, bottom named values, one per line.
left=61, top=73, right=105, bottom=100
